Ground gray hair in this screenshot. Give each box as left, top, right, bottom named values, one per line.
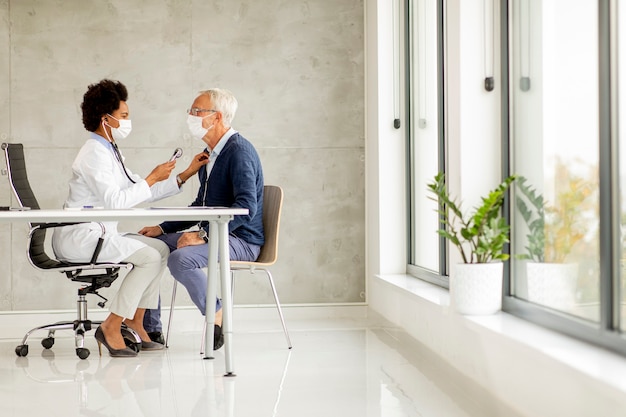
left=198, top=88, right=238, bottom=127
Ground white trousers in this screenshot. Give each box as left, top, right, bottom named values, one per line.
left=108, top=234, right=169, bottom=319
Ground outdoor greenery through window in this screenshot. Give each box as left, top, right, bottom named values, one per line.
left=507, top=0, right=626, bottom=354
left=509, top=0, right=600, bottom=321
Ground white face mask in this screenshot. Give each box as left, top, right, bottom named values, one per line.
left=187, top=114, right=214, bottom=141
left=106, top=114, right=132, bottom=141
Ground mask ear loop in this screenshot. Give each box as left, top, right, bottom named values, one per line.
left=103, top=119, right=137, bottom=184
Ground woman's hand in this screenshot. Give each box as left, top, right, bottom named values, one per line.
left=145, top=161, right=176, bottom=186
left=186, top=152, right=211, bottom=176
left=190, top=151, right=210, bottom=173
left=174, top=152, right=210, bottom=185
left=138, top=226, right=163, bottom=237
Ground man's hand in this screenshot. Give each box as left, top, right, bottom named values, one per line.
left=176, top=231, right=205, bottom=248
left=138, top=226, right=163, bottom=237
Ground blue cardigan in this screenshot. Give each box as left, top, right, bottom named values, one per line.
left=159, top=133, right=265, bottom=246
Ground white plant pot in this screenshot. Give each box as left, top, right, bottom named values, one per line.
left=526, top=262, right=578, bottom=310
left=452, top=262, right=503, bottom=315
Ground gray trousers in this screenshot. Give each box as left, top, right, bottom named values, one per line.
left=107, top=234, right=169, bottom=319
left=143, top=232, right=260, bottom=332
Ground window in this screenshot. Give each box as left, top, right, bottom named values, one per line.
left=407, top=0, right=447, bottom=285
left=619, top=0, right=626, bottom=332
left=506, top=0, right=626, bottom=354
left=509, top=0, right=600, bottom=320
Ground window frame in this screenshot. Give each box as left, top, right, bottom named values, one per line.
left=406, top=0, right=449, bottom=287
left=501, top=0, right=626, bottom=356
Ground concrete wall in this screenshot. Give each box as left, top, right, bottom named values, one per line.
left=0, top=0, right=365, bottom=311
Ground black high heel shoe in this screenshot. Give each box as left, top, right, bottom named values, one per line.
left=140, top=340, right=164, bottom=351
left=95, top=327, right=138, bottom=358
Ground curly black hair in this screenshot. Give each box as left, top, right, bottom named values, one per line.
left=81, top=79, right=128, bottom=132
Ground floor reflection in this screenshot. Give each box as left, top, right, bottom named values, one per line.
left=0, top=313, right=518, bottom=417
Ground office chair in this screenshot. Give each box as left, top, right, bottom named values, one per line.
left=165, top=185, right=292, bottom=350
left=2, top=143, right=140, bottom=359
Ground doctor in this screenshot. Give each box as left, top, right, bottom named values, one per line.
left=52, top=79, right=208, bottom=357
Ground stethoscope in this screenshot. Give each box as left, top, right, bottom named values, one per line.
left=110, top=141, right=136, bottom=184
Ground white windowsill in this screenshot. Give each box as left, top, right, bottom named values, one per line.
left=375, top=274, right=626, bottom=396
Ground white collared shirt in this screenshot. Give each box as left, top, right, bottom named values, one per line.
left=206, top=127, right=237, bottom=176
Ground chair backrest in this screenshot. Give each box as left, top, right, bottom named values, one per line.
left=255, top=185, right=283, bottom=265
left=2, top=143, right=60, bottom=269
left=2, top=143, right=41, bottom=211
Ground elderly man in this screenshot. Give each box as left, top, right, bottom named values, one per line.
left=140, top=88, right=265, bottom=349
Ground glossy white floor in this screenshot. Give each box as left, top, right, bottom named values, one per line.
left=0, top=308, right=520, bottom=417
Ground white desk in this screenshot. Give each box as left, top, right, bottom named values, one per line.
left=0, top=207, right=247, bottom=375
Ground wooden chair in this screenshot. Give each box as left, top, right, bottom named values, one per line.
left=165, top=185, right=292, bottom=350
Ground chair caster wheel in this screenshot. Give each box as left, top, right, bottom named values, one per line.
left=122, top=327, right=141, bottom=352
left=41, top=337, right=55, bottom=349
left=76, top=348, right=90, bottom=360
left=124, top=338, right=141, bottom=353
left=15, top=345, right=28, bottom=357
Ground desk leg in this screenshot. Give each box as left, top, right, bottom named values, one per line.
left=203, top=219, right=219, bottom=359
left=218, top=218, right=235, bottom=376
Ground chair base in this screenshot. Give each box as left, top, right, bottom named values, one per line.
left=14, top=321, right=141, bottom=360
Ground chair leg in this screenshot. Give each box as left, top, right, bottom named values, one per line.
left=264, top=269, right=292, bottom=349
left=165, top=280, right=178, bottom=348
left=16, top=321, right=103, bottom=360
left=19, top=322, right=75, bottom=346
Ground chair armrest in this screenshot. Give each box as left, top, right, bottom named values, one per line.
left=31, top=221, right=108, bottom=264
left=33, top=222, right=84, bottom=229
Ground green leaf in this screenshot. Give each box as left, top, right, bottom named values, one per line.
left=427, top=172, right=517, bottom=264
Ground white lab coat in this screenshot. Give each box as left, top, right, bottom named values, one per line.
left=52, top=134, right=181, bottom=263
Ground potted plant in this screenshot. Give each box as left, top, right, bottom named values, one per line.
left=515, top=169, right=593, bottom=309
left=427, top=172, right=517, bottom=315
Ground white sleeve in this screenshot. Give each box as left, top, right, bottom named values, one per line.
left=74, top=144, right=151, bottom=209
left=146, top=174, right=182, bottom=203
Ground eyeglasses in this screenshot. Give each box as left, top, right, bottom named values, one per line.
left=188, top=108, right=217, bottom=116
